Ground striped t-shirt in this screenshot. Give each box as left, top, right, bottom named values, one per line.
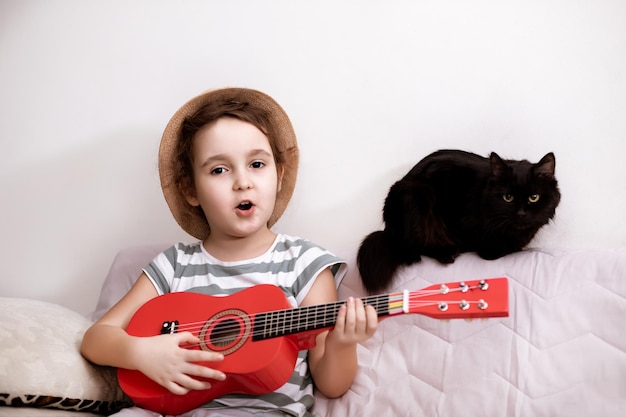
left=143, top=234, right=346, bottom=417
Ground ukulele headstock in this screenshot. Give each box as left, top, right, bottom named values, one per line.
left=404, top=277, right=509, bottom=319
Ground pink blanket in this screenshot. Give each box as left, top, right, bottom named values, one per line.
left=312, top=247, right=626, bottom=417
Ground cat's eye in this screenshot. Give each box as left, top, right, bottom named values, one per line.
left=528, top=194, right=541, bottom=203
left=502, top=194, right=514, bottom=203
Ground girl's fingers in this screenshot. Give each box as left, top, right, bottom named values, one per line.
left=354, top=298, right=367, bottom=334
left=344, top=297, right=356, bottom=330
left=365, top=305, right=379, bottom=336
left=175, top=373, right=212, bottom=392
left=185, top=347, right=225, bottom=363
left=184, top=362, right=227, bottom=382
left=176, top=331, right=201, bottom=346
left=343, top=298, right=369, bottom=337
left=335, top=303, right=347, bottom=332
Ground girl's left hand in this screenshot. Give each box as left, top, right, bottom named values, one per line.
left=326, top=297, right=378, bottom=347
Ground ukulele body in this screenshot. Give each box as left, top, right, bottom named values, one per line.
left=119, top=285, right=303, bottom=415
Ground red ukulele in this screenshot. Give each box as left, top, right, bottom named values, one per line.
left=119, top=278, right=509, bottom=414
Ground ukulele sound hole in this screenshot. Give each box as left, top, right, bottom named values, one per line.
left=199, top=308, right=250, bottom=354
left=210, top=318, right=241, bottom=347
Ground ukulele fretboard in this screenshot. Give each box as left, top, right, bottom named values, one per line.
left=252, top=294, right=393, bottom=341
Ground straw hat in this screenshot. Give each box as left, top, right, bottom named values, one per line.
left=159, top=87, right=299, bottom=240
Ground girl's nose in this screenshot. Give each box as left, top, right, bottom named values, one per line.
left=233, top=172, right=253, bottom=190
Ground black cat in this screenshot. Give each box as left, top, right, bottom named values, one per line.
left=357, top=149, right=561, bottom=293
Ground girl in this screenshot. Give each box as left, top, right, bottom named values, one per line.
left=81, top=88, right=378, bottom=417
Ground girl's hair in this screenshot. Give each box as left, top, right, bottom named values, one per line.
left=176, top=99, right=285, bottom=195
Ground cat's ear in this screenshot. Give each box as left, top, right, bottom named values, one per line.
left=534, top=152, right=556, bottom=178
left=490, top=152, right=509, bottom=177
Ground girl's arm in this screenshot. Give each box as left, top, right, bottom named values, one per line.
left=80, top=272, right=226, bottom=395
left=302, top=268, right=378, bottom=398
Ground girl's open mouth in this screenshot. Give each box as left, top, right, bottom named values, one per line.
left=237, top=201, right=253, bottom=211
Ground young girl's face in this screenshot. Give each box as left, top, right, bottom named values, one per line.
left=184, top=117, right=283, bottom=240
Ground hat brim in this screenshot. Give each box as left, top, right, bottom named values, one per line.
left=159, top=88, right=299, bottom=240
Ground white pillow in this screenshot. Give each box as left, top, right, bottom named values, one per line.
left=0, top=297, right=129, bottom=415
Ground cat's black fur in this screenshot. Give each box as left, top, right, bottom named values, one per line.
left=357, top=149, right=561, bottom=294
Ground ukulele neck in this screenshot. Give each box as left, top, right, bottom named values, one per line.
left=252, top=278, right=508, bottom=342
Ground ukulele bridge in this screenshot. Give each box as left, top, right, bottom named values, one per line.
left=160, top=320, right=179, bottom=334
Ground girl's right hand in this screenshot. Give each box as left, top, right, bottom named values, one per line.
left=132, top=332, right=227, bottom=395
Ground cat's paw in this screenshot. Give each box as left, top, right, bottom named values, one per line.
left=477, top=250, right=510, bottom=260
left=434, top=254, right=457, bottom=264
left=425, top=247, right=459, bottom=264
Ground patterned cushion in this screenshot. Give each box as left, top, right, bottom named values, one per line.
left=0, top=297, right=131, bottom=415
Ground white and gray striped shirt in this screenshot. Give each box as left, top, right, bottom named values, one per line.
left=143, top=234, right=346, bottom=417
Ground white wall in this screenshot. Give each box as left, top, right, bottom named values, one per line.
left=2, top=0, right=625, bottom=315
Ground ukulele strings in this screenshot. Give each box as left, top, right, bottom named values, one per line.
left=173, top=285, right=482, bottom=338
left=167, top=284, right=484, bottom=348
left=405, top=284, right=483, bottom=307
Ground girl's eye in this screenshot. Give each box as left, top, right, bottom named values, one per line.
left=502, top=194, right=514, bottom=203
left=251, top=161, right=265, bottom=169
left=211, top=167, right=226, bottom=175
left=528, top=194, right=541, bottom=203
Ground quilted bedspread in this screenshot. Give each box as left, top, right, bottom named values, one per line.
left=312, top=247, right=626, bottom=417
